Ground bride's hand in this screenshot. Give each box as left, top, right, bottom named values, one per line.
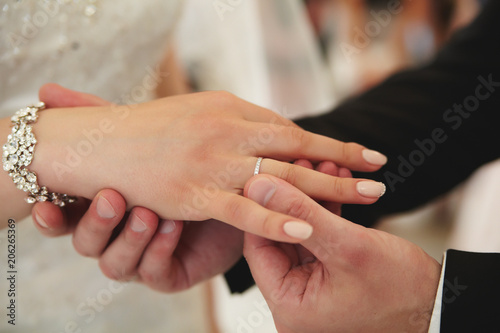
left=31, top=84, right=387, bottom=242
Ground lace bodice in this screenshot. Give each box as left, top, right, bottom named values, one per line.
left=0, top=0, right=182, bottom=114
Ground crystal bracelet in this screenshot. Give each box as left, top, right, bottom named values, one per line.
left=2, top=102, right=76, bottom=206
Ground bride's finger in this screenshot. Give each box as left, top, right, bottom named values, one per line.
left=248, top=123, right=387, bottom=172
left=39, top=83, right=111, bottom=108
left=260, top=159, right=386, bottom=205
left=315, top=161, right=343, bottom=216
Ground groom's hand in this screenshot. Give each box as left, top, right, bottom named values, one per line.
left=243, top=175, right=441, bottom=333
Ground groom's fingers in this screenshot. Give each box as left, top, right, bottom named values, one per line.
left=244, top=175, right=353, bottom=258
left=32, top=197, right=90, bottom=237
left=136, top=219, right=185, bottom=292
left=39, top=83, right=111, bottom=108
left=98, top=207, right=159, bottom=281
left=72, top=189, right=127, bottom=258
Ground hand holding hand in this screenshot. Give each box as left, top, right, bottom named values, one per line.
left=32, top=84, right=387, bottom=243
left=243, top=175, right=441, bottom=333
left=33, top=114, right=352, bottom=292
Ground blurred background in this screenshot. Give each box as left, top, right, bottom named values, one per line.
left=0, top=0, right=492, bottom=332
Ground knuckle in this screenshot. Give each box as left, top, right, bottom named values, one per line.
left=137, top=266, right=175, bottom=292
left=286, top=127, right=308, bottom=152
left=277, top=164, right=298, bottom=185
left=330, top=177, right=346, bottom=200
left=342, top=142, right=360, bottom=164
left=99, top=261, right=127, bottom=281
left=223, top=197, right=245, bottom=225
left=339, top=142, right=350, bottom=163
left=136, top=266, right=155, bottom=285
left=216, top=90, right=237, bottom=102
left=72, top=237, right=97, bottom=258
left=209, top=90, right=238, bottom=108
left=259, top=213, right=276, bottom=238
left=86, top=218, right=115, bottom=236
left=285, top=195, right=314, bottom=222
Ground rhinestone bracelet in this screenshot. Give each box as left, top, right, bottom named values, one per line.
left=2, top=102, right=76, bottom=207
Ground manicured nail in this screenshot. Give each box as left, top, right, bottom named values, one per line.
left=247, top=177, right=276, bottom=206
left=283, top=221, right=313, bottom=240
left=96, top=196, right=116, bottom=219
left=362, top=149, right=388, bottom=166
left=34, top=212, right=48, bottom=229
left=160, top=220, right=176, bottom=234
left=129, top=214, right=147, bottom=233
left=357, top=181, right=386, bottom=198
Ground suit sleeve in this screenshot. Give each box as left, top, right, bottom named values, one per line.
left=436, top=250, right=500, bottom=332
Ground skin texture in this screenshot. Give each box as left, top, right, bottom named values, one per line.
left=243, top=175, right=442, bottom=333
left=30, top=84, right=382, bottom=291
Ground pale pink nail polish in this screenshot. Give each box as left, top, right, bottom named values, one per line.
left=283, top=221, right=313, bottom=240
left=362, top=149, right=388, bottom=166
left=356, top=181, right=386, bottom=198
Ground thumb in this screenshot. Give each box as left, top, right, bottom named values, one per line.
left=245, top=175, right=351, bottom=259
left=39, top=83, right=111, bottom=108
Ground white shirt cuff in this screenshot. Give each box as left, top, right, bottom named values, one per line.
left=428, top=251, right=447, bottom=333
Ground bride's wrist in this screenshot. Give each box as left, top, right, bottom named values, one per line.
left=29, top=105, right=108, bottom=199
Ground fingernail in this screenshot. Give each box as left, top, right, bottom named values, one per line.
left=34, top=212, right=48, bottom=229
left=160, top=220, right=176, bottom=234
left=362, top=149, right=387, bottom=166
left=247, top=178, right=276, bottom=206
left=96, top=196, right=116, bottom=219
left=129, top=214, right=147, bottom=233
left=357, top=181, right=386, bottom=198
left=283, top=221, right=313, bottom=240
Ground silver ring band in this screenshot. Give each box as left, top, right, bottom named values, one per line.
left=254, top=157, right=263, bottom=176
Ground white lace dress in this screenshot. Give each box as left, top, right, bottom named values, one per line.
left=0, top=1, right=210, bottom=332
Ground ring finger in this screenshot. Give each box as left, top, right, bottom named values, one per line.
left=239, top=157, right=386, bottom=205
